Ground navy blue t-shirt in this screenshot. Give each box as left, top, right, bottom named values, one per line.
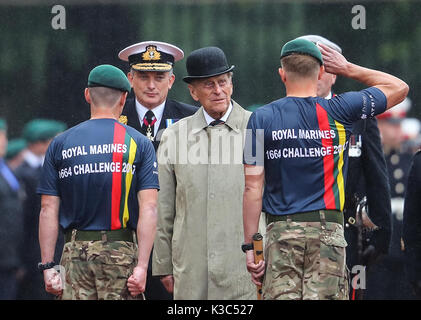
left=37, top=119, right=159, bottom=231
left=244, top=87, right=387, bottom=216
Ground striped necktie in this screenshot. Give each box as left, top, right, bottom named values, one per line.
left=209, top=119, right=225, bottom=126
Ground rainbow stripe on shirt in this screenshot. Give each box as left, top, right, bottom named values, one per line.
left=316, top=103, right=346, bottom=212
left=110, top=122, right=138, bottom=230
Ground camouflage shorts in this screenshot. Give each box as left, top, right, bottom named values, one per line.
left=59, top=239, right=142, bottom=300
left=263, top=219, right=349, bottom=300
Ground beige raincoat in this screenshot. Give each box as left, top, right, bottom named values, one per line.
left=152, top=101, right=256, bottom=300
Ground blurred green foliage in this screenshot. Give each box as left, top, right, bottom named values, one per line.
left=0, top=1, right=418, bottom=137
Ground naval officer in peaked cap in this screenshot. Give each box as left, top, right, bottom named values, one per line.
left=118, top=41, right=197, bottom=152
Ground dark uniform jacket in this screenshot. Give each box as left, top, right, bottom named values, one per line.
left=343, top=117, right=392, bottom=268
left=0, top=166, right=23, bottom=271
left=121, top=98, right=198, bottom=151
left=121, top=97, right=197, bottom=300
left=403, top=150, right=421, bottom=297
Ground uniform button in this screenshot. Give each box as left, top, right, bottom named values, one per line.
left=391, top=154, right=400, bottom=165
left=394, top=168, right=404, bottom=180
left=395, top=182, right=405, bottom=194
left=209, top=193, right=215, bottom=199
left=209, top=253, right=215, bottom=259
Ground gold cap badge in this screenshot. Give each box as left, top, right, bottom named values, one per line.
left=142, top=46, right=161, bottom=61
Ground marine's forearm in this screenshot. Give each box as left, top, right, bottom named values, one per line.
left=39, top=195, right=60, bottom=263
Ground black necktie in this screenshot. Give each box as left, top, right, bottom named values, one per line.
left=209, top=119, right=225, bottom=126
left=141, top=110, right=156, bottom=140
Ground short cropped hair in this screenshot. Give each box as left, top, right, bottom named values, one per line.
left=89, top=86, right=124, bottom=108
left=280, top=54, right=320, bottom=80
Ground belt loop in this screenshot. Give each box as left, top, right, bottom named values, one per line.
left=132, top=230, right=137, bottom=244
left=101, top=230, right=107, bottom=242
left=71, top=229, right=77, bottom=243
left=286, top=215, right=292, bottom=228
left=319, top=210, right=327, bottom=229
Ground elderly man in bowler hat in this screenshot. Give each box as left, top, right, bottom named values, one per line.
left=152, top=47, right=257, bottom=299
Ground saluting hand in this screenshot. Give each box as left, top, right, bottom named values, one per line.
left=317, top=42, right=349, bottom=76
left=127, top=266, right=147, bottom=297
left=245, top=250, right=265, bottom=286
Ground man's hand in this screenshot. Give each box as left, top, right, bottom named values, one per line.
left=160, top=274, right=174, bottom=293
left=317, top=42, right=349, bottom=76
left=246, top=250, right=265, bottom=286
left=43, top=268, right=63, bottom=296
left=127, top=266, right=147, bottom=297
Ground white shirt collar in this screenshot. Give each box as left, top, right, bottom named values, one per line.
left=24, top=150, right=44, bottom=168
left=135, top=99, right=166, bottom=135
left=325, top=92, right=333, bottom=100
left=202, top=101, right=233, bottom=125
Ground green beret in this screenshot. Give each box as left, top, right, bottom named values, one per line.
left=6, top=138, right=27, bottom=159
left=0, top=118, right=6, bottom=131
left=22, top=119, right=67, bottom=143
left=88, top=64, right=131, bottom=93
left=281, top=38, right=323, bottom=65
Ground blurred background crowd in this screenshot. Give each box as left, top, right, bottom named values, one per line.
left=1, top=0, right=421, bottom=300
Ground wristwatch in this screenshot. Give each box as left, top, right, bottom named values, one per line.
left=241, top=243, right=254, bottom=253
left=37, top=261, right=56, bottom=273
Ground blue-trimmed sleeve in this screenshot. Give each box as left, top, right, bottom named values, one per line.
left=326, top=87, right=387, bottom=124
left=135, top=138, right=159, bottom=192
left=37, top=139, right=60, bottom=196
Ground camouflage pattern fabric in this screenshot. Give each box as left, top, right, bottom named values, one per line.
left=59, top=240, right=143, bottom=300
left=262, top=219, right=349, bottom=300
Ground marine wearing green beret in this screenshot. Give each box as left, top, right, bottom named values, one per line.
left=0, top=117, right=23, bottom=299
left=37, top=64, right=159, bottom=300
left=15, top=118, right=66, bottom=300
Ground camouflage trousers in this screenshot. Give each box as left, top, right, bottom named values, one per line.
left=59, top=239, right=142, bottom=300
left=263, top=218, right=349, bottom=300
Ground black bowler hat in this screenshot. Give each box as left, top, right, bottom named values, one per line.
left=183, top=47, right=235, bottom=83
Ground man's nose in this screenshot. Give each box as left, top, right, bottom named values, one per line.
left=146, top=78, right=156, bottom=89
left=213, top=83, right=223, bottom=94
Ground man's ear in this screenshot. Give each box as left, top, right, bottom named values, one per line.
left=187, top=83, right=200, bottom=102
left=331, top=74, right=337, bottom=86
left=127, top=71, right=134, bottom=87
left=318, top=65, right=325, bottom=81
left=120, top=91, right=128, bottom=107
left=84, top=88, right=91, bottom=104
left=278, top=68, right=287, bottom=83
left=168, top=73, right=176, bottom=90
